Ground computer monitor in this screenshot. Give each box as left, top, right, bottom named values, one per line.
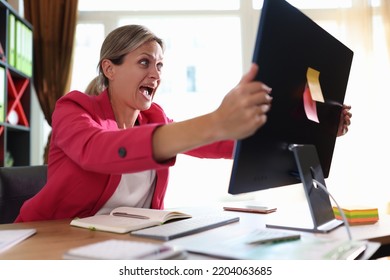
left=227, top=0, right=353, bottom=233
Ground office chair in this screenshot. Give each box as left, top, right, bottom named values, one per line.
left=0, top=165, right=47, bottom=224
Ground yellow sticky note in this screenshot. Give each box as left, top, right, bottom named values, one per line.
left=306, top=67, right=324, bottom=103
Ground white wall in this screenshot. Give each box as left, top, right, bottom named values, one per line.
left=30, top=88, right=47, bottom=165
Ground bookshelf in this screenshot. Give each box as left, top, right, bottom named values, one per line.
left=0, top=0, right=33, bottom=166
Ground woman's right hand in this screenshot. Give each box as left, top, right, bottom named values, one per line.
left=212, top=63, right=273, bottom=140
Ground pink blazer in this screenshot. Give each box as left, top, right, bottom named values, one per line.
left=15, top=90, right=234, bottom=222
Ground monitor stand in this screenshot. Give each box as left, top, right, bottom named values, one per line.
left=266, top=144, right=343, bottom=233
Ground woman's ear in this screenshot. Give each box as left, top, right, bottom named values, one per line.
left=101, top=59, right=114, bottom=80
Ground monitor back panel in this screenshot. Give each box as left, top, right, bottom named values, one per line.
left=228, top=0, right=353, bottom=194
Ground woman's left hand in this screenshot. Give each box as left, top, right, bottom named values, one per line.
left=337, top=104, right=352, bottom=137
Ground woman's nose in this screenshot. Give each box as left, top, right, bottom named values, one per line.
left=149, top=65, right=161, bottom=79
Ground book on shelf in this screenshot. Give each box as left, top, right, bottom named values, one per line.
left=7, top=13, right=16, bottom=67
left=63, top=239, right=187, bottom=260
left=70, top=206, right=192, bottom=234
left=0, top=42, right=5, bottom=62
left=7, top=15, right=33, bottom=77
left=0, top=66, right=4, bottom=123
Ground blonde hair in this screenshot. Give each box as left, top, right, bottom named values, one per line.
left=84, top=76, right=104, bottom=96
left=97, top=25, right=164, bottom=88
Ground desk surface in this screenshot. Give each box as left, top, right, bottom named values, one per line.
left=0, top=207, right=389, bottom=260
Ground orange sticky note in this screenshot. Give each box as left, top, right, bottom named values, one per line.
left=306, top=67, right=324, bottom=103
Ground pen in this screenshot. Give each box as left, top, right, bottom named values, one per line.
left=112, top=212, right=150, bottom=219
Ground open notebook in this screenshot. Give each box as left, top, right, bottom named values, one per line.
left=70, top=206, right=191, bottom=233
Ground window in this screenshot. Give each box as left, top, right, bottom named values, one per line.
left=72, top=5, right=244, bottom=121
left=78, top=0, right=240, bottom=11
left=118, top=16, right=242, bottom=120
left=253, top=0, right=352, bottom=9
left=72, top=0, right=247, bottom=208
left=70, top=24, right=104, bottom=92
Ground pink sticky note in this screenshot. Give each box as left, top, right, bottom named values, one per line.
left=303, top=84, right=319, bottom=123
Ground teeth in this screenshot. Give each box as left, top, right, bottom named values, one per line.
left=141, top=86, right=153, bottom=96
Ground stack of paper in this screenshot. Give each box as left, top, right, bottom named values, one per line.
left=0, top=229, right=36, bottom=253
left=63, top=239, right=187, bottom=260
left=333, top=206, right=379, bottom=225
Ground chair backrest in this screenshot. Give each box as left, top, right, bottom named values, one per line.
left=0, top=165, right=47, bottom=224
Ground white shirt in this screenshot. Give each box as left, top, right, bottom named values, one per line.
left=96, top=170, right=156, bottom=215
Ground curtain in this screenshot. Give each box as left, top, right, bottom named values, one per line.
left=316, top=0, right=390, bottom=209
left=23, top=0, right=78, bottom=163
left=381, top=0, right=390, bottom=52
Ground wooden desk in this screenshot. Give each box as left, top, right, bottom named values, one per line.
left=0, top=208, right=389, bottom=260
left=0, top=219, right=163, bottom=259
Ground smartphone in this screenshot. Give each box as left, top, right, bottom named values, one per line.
left=223, top=205, right=277, bottom=214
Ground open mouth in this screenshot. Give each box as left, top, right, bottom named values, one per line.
left=140, top=86, right=154, bottom=100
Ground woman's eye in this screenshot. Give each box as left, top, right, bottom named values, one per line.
left=140, top=59, right=149, bottom=66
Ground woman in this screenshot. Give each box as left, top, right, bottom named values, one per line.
left=15, top=25, right=273, bottom=222
left=15, top=25, right=350, bottom=222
